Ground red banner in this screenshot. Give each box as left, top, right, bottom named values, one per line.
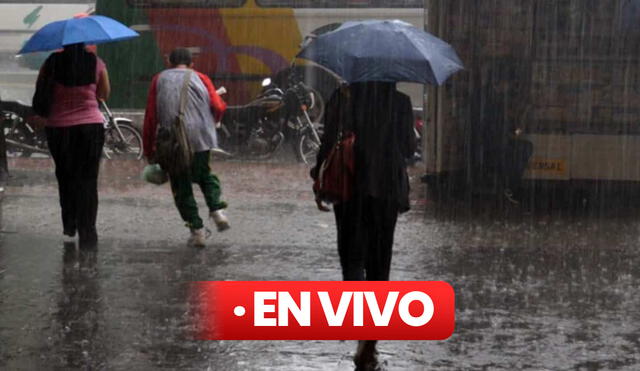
left=193, top=281, right=455, bottom=340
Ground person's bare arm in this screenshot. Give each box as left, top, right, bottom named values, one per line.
left=96, top=69, right=111, bottom=101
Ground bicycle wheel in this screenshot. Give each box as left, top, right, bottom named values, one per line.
left=104, top=122, right=143, bottom=160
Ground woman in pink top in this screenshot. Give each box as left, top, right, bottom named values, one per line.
left=37, top=42, right=110, bottom=247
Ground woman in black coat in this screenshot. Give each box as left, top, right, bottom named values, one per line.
left=311, top=81, right=416, bottom=370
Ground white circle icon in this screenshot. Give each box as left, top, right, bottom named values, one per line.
left=233, top=306, right=246, bottom=317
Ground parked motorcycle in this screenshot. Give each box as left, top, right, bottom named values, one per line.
left=0, top=100, right=143, bottom=160
left=217, top=77, right=323, bottom=164
left=1, top=100, right=48, bottom=157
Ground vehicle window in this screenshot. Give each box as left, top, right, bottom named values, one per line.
left=126, top=0, right=246, bottom=8
left=257, top=0, right=422, bottom=8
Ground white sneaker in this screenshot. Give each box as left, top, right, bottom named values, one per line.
left=188, top=228, right=206, bottom=247
left=210, top=210, right=230, bottom=232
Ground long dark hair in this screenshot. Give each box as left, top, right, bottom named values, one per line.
left=43, top=43, right=97, bottom=87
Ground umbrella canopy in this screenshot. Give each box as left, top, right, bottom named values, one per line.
left=18, top=15, right=139, bottom=54
left=296, top=19, right=463, bottom=85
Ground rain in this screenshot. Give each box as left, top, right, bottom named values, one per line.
left=1, top=0, right=640, bottom=370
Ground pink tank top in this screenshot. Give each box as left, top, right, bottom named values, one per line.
left=46, top=58, right=106, bottom=127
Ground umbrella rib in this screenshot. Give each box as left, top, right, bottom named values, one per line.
left=401, top=30, right=463, bottom=84
left=61, top=18, right=71, bottom=48
left=87, top=17, right=113, bottom=41
left=398, top=31, right=441, bottom=84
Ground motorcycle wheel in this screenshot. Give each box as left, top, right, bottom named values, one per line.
left=103, top=122, right=143, bottom=160
left=295, top=131, right=321, bottom=165
left=3, top=118, right=34, bottom=157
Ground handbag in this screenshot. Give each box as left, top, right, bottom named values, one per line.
left=32, top=61, right=55, bottom=118
left=314, top=97, right=355, bottom=203
left=155, top=70, right=194, bottom=176
left=315, top=131, right=355, bottom=203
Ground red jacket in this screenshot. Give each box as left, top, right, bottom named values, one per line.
left=143, top=70, right=226, bottom=158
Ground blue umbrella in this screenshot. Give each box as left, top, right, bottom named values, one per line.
left=296, top=19, right=463, bottom=85
left=18, top=15, right=139, bottom=54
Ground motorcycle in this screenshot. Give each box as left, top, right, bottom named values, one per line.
left=1, top=100, right=49, bottom=157
left=1, top=100, right=143, bottom=160
left=217, top=77, right=323, bottom=164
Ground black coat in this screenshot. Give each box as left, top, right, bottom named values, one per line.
left=312, top=82, right=416, bottom=212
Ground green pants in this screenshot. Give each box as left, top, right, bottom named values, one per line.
left=170, top=151, right=227, bottom=229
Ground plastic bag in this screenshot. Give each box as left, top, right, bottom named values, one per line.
left=142, top=164, right=169, bottom=185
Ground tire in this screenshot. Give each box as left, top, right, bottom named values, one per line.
left=296, top=131, right=321, bottom=165
left=104, top=122, right=143, bottom=160
left=3, top=116, right=34, bottom=157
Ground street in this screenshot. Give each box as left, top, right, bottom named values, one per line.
left=1, top=158, right=640, bottom=370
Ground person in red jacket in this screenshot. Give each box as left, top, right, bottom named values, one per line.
left=143, top=48, right=228, bottom=247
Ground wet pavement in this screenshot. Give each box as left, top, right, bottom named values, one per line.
left=1, top=157, right=640, bottom=370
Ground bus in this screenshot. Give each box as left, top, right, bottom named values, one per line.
left=95, top=0, right=426, bottom=112
left=425, top=0, right=640, bottom=189
left=0, top=1, right=95, bottom=103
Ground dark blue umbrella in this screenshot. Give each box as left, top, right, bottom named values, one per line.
left=296, top=19, right=463, bottom=85
left=18, top=15, right=139, bottom=54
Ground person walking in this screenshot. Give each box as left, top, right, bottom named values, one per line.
left=143, top=48, right=229, bottom=247
left=311, top=82, right=416, bottom=370
left=37, top=43, right=110, bottom=247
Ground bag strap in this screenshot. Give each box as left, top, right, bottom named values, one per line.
left=336, top=89, right=350, bottom=143
left=178, top=70, right=193, bottom=120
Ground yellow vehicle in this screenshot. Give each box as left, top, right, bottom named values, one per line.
left=425, top=0, right=640, bottom=189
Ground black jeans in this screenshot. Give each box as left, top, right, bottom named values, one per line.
left=333, top=196, right=399, bottom=281
left=46, top=124, right=104, bottom=241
